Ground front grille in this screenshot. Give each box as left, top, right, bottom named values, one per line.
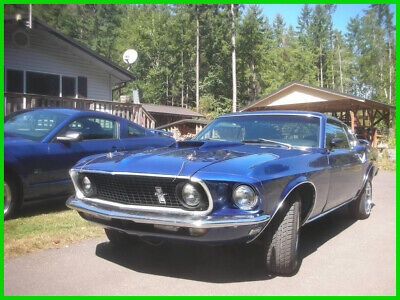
left=83, top=172, right=206, bottom=210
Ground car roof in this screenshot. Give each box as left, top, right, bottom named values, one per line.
left=220, top=110, right=327, bottom=118
left=23, top=107, right=130, bottom=122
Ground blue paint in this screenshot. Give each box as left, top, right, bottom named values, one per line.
left=71, top=111, right=376, bottom=243
left=4, top=108, right=175, bottom=202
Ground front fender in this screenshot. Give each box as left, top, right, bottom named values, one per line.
left=4, top=152, right=24, bottom=179
left=248, top=176, right=316, bottom=243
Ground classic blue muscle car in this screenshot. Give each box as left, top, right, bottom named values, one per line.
left=67, top=111, right=377, bottom=275
left=4, top=108, right=174, bottom=219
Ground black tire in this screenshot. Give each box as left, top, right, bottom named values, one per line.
left=350, top=180, right=373, bottom=220
left=4, top=175, right=21, bottom=220
left=104, top=228, right=138, bottom=246
left=264, top=192, right=301, bottom=276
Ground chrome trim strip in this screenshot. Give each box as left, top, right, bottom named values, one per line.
left=247, top=180, right=317, bottom=243
left=66, top=197, right=269, bottom=228
left=72, top=168, right=191, bottom=179
left=70, top=169, right=214, bottom=217
left=305, top=197, right=355, bottom=224
left=300, top=181, right=318, bottom=225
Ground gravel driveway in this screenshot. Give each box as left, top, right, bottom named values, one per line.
left=4, top=171, right=396, bottom=296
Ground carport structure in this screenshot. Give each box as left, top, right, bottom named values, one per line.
left=240, top=82, right=395, bottom=147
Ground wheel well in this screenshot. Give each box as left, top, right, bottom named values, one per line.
left=292, top=183, right=316, bottom=224
left=4, top=165, right=23, bottom=199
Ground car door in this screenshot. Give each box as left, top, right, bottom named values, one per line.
left=46, top=115, right=124, bottom=192
left=325, top=120, right=363, bottom=211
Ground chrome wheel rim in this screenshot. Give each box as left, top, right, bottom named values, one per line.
left=4, top=182, right=11, bottom=215
left=364, top=182, right=372, bottom=215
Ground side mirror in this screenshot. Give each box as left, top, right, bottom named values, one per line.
left=358, top=139, right=370, bottom=146
left=56, top=131, right=82, bottom=143
left=329, top=137, right=343, bottom=150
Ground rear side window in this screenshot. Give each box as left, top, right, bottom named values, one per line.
left=65, top=117, right=118, bottom=140
left=326, top=121, right=350, bottom=149
left=127, top=124, right=146, bottom=137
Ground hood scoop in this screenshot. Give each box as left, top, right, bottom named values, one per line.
left=175, top=140, right=244, bottom=149
left=175, top=140, right=205, bottom=148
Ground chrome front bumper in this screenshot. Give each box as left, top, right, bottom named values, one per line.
left=66, top=196, right=270, bottom=229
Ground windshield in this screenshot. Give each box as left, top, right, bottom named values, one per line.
left=195, top=114, right=321, bottom=148
left=5, top=110, right=69, bottom=141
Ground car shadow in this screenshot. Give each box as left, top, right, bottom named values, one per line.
left=95, top=206, right=357, bottom=283
left=15, top=196, right=71, bottom=219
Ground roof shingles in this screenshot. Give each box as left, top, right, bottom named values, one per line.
left=141, top=104, right=203, bottom=118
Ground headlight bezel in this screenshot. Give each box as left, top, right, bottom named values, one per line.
left=176, top=181, right=208, bottom=211
left=78, top=174, right=97, bottom=198
left=232, top=184, right=259, bottom=211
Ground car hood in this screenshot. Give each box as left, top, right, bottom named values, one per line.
left=77, top=140, right=314, bottom=178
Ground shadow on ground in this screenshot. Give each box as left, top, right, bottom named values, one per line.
left=16, top=196, right=70, bottom=218
left=95, top=206, right=357, bottom=283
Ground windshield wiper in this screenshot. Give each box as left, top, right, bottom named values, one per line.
left=242, top=138, right=292, bottom=149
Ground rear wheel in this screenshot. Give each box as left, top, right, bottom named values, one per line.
left=4, top=176, right=20, bottom=220
left=264, top=192, right=301, bottom=276
left=350, top=180, right=373, bottom=220
left=105, top=228, right=138, bottom=246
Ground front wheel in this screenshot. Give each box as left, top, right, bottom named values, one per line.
left=350, top=180, right=373, bottom=220
left=264, top=192, right=301, bottom=276
left=4, top=176, right=20, bottom=220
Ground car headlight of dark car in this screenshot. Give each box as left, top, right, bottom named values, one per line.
left=232, top=184, right=258, bottom=210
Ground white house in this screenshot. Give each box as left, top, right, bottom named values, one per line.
left=5, top=15, right=135, bottom=101
left=4, top=15, right=156, bottom=128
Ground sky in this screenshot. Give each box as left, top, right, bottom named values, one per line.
left=259, top=4, right=396, bottom=33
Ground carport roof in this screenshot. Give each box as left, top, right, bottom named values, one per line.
left=240, top=81, right=396, bottom=113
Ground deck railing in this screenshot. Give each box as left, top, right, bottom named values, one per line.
left=4, top=92, right=156, bottom=128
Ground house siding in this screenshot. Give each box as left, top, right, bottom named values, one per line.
left=5, top=24, right=113, bottom=100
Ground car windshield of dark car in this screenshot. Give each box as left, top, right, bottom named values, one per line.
left=195, top=114, right=321, bottom=148
left=5, top=110, right=68, bottom=142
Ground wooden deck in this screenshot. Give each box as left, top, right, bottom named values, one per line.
left=4, top=92, right=156, bottom=128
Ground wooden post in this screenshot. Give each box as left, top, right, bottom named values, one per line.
left=350, top=110, right=355, bottom=131
left=372, top=128, right=378, bottom=148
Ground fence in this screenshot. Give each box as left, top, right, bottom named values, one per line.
left=4, top=92, right=156, bottom=128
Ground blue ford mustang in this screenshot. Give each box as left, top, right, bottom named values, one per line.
left=4, top=108, right=174, bottom=219
left=67, top=111, right=377, bottom=275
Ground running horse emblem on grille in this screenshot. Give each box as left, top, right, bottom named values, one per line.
left=154, top=187, right=167, bottom=204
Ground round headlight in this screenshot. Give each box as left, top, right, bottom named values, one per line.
left=81, top=176, right=96, bottom=197
left=232, top=185, right=258, bottom=210
left=181, top=183, right=202, bottom=207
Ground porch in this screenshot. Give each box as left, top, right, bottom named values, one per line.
left=4, top=92, right=156, bottom=128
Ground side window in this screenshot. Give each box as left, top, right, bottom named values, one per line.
left=64, top=117, right=118, bottom=140
left=128, top=124, right=146, bottom=137
left=326, top=121, right=350, bottom=149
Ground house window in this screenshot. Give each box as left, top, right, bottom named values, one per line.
left=78, top=76, right=87, bottom=98
left=26, top=71, right=60, bottom=96
left=62, top=76, right=76, bottom=98
left=6, top=69, right=23, bottom=93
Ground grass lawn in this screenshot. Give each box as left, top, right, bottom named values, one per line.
left=4, top=202, right=104, bottom=258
